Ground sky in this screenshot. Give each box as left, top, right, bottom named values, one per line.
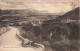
left=0, top=0, right=79, bottom=13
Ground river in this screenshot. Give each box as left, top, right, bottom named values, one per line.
left=0, top=27, right=44, bottom=51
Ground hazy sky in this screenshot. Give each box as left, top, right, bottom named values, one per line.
left=0, top=0, right=79, bottom=13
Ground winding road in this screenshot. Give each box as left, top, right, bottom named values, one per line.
left=0, top=27, right=44, bottom=51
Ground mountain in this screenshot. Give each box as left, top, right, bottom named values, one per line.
left=42, top=7, right=80, bottom=40
left=43, top=7, right=79, bottom=24
left=0, top=9, right=41, bottom=16
left=0, top=8, right=63, bottom=16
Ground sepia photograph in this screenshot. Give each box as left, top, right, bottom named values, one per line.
left=0, top=0, right=80, bottom=51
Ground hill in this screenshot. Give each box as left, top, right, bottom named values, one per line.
left=42, top=7, right=80, bottom=41
left=43, top=7, right=79, bottom=24
left=41, top=7, right=80, bottom=51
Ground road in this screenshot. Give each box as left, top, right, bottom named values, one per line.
left=0, top=27, right=44, bottom=51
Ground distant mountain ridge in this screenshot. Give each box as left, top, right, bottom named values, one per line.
left=0, top=8, right=65, bottom=17
left=0, top=9, right=41, bottom=16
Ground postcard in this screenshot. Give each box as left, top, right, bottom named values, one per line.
left=0, top=0, right=79, bottom=51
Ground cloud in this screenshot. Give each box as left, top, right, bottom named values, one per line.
left=0, top=1, right=11, bottom=9
left=0, top=0, right=27, bottom=9
left=0, top=0, right=79, bottom=13
left=0, top=1, right=11, bottom=6
left=23, top=0, right=72, bottom=13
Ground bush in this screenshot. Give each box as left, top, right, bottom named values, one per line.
left=42, top=23, right=71, bottom=42
left=0, top=23, right=2, bottom=28
left=21, top=22, right=44, bottom=43
left=51, top=39, right=79, bottom=51
left=66, top=22, right=80, bottom=40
